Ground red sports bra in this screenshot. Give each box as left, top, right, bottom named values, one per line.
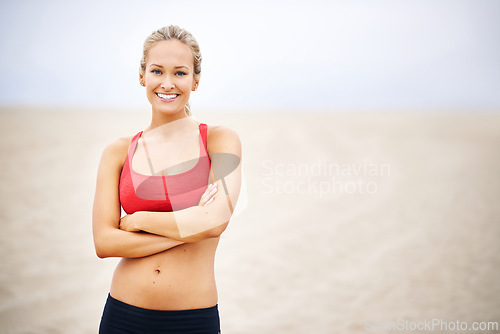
left=119, top=123, right=211, bottom=214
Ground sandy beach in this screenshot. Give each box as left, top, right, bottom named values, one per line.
left=0, top=107, right=499, bottom=333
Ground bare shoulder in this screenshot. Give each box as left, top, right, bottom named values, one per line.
left=100, top=135, right=133, bottom=168
left=206, top=124, right=240, bottom=140
left=206, top=124, right=241, bottom=155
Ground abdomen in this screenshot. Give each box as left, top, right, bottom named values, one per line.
left=109, top=238, right=219, bottom=310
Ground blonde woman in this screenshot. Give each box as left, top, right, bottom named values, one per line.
left=92, top=25, right=241, bottom=333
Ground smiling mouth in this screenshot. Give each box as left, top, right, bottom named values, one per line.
left=156, top=93, right=179, bottom=101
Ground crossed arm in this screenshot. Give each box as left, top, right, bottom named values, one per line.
left=92, top=126, right=241, bottom=259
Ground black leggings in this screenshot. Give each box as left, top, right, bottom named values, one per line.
left=99, top=294, right=221, bottom=334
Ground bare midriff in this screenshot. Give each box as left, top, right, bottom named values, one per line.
left=109, top=237, right=219, bottom=310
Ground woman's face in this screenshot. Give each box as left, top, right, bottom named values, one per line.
left=141, top=40, right=198, bottom=116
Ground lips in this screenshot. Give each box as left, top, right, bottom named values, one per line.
left=156, top=92, right=179, bottom=101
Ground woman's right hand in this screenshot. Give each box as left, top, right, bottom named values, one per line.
left=198, top=183, right=218, bottom=206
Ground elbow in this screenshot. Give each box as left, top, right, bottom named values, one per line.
left=206, top=221, right=229, bottom=238
left=96, top=250, right=107, bottom=259
left=94, top=242, right=110, bottom=259
left=203, top=203, right=232, bottom=238
left=93, top=234, right=114, bottom=259
left=95, top=244, right=120, bottom=259
left=180, top=221, right=229, bottom=242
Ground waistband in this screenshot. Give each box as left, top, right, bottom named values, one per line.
left=106, top=293, right=218, bottom=316
left=100, top=294, right=220, bottom=333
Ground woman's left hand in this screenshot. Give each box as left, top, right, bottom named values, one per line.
left=119, top=212, right=143, bottom=232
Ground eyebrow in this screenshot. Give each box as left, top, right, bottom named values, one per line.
left=149, top=64, right=189, bottom=70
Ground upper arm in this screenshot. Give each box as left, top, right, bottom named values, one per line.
left=92, top=137, right=130, bottom=243
left=206, top=125, right=242, bottom=227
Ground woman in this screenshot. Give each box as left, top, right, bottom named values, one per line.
left=92, top=25, right=242, bottom=334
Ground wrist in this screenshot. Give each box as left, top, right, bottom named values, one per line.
left=134, top=211, right=147, bottom=230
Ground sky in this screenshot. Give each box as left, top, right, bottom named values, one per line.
left=0, top=0, right=499, bottom=112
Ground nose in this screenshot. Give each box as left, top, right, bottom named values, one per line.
left=161, top=76, right=175, bottom=90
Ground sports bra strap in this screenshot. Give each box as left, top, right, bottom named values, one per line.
left=128, top=123, right=209, bottom=175
left=200, top=123, right=208, bottom=153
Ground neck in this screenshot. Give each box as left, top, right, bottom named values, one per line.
left=147, top=108, right=189, bottom=130
left=145, top=109, right=198, bottom=139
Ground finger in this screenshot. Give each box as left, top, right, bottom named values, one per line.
left=203, top=196, right=215, bottom=206
left=199, top=184, right=219, bottom=206
left=205, top=185, right=218, bottom=200
left=201, top=184, right=213, bottom=196
left=119, top=216, right=128, bottom=230
left=201, top=184, right=217, bottom=200
left=199, top=186, right=211, bottom=203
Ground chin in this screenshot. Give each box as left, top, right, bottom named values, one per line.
left=155, top=106, right=187, bottom=116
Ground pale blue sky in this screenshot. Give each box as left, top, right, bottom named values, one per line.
left=1, top=0, right=499, bottom=111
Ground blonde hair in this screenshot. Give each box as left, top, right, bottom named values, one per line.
left=140, top=25, right=202, bottom=116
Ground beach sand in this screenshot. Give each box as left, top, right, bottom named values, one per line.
left=1, top=107, right=499, bottom=333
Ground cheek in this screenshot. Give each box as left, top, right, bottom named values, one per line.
left=145, top=73, right=159, bottom=84
left=179, top=78, right=195, bottom=91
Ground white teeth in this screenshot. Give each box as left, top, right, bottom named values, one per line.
left=157, top=93, right=177, bottom=100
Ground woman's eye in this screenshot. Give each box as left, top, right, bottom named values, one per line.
left=151, top=69, right=162, bottom=75
left=175, top=71, right=187, bottom=76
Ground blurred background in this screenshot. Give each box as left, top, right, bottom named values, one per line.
left=1, top=0, right=499, bottom=111
left=1, top=0, right=499, bottom=333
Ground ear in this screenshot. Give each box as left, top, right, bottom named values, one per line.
left=192, top=77, right=200, bottom=91
left=139, top=72, right=145, bottom=87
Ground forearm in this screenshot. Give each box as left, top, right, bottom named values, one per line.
left=136, top=208, right=223, bottom=242
left=136, top=199, right=233, bottom=242
left=94, top=228, right=184, bottom=259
